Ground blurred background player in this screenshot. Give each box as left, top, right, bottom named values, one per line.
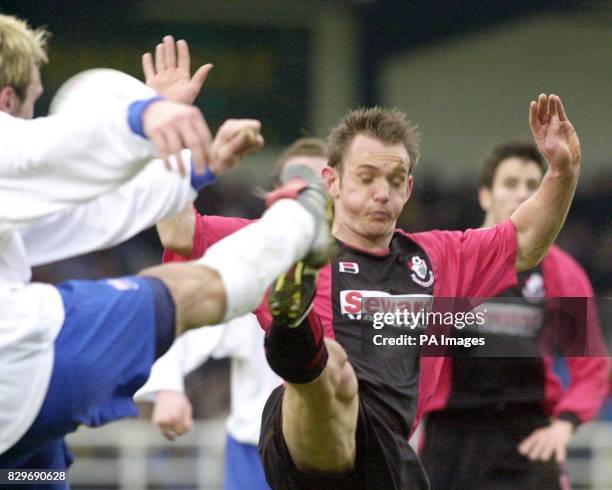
left=136, top=315, right=280, bottom=490
left=420, top=141, right=610, bottom=489
left=136, top=135, right=328, bottom=490
left=0, top=14, right=332, bottom=486
left=167, top=94, right=583, bottom=488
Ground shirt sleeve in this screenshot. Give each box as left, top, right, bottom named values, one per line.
left=22, top=156, right=196, bottom=267
left=0, top=98, right=155, bottom=232
left=412, top=219, right=518, bottom=298
left=134, top=325, right=225, bottom=401
left=543, top=251, right=611, bottom=422
left=190, top=215, right=255, bottom=259
left=209, top=314, right=262, bottom=360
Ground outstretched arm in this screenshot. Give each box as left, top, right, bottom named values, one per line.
left=145, top=36, right=264, bottom=254
left=156, top=204, right=197, bottom=258
left=511, top=94, right=581, bottom=272
left=0, top=97, right=211, bottom=231
left=22, top=155, right=196, bottom=266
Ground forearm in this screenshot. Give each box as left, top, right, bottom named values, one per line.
left=0, top=100, right=156, bottom=231
left=134, top=326, right=224, bottom=401
left=134, top=343, right=186, bottom=402
left=156, top=204, right=197, bottom=258
left=511, top=165, right=579, bottom=271
left=23, top=157, right=196, bottom=266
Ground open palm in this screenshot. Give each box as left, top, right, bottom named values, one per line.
left=529, top=93, right=580, bottom=172
left=143, top=35, right=212, bottom=105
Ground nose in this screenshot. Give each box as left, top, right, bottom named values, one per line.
left=372, top=180, right=390, bottom=203
left=517, top=182, right=532, bottom=202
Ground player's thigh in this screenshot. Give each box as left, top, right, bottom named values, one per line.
left=38, top=276, right=173, bottom=433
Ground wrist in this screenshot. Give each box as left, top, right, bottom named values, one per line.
left=556, top=412, right=580, bottom=431
left=128, top=96, right=165, bottom=138
left=190, top=165, right=217, bottom=191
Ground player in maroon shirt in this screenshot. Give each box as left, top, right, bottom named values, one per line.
left=163, top=95, right=581, bottom=488
left=420, top=141, right=609, bottom=489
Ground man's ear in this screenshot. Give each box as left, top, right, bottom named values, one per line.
left=478, top=186, right=492, bottom=213
left=404, top=174, right=414, bottom=202
left=322, top=165, right=340, bottom=198
left=0, top=86, right=19, bottom=115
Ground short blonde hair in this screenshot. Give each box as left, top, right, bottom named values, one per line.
left=0, top=14, right=49, bottom=99
left=328, top=106, right=421, bottom=173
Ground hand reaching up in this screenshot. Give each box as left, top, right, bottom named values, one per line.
left=143, top=35, right=212, bottom=105
left=529, top=94, right=581, bottom=174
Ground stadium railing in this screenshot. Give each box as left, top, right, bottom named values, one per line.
left=66, top=419, right=612, bottom=489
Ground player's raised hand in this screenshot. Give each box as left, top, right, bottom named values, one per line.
left=518, top=419, right=573, bottom=463
left=529, top=94, right=581, bottom=174
left=152, top=390, right=194, bottom=441
left=142, top=100, right=212, bottom=175
left=209, top=119, right=264, bottom=175
left=142, top=99, right=212, bottom=175
left=143, top=35, right=212, bottom=105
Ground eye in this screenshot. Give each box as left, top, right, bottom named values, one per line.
left=527, top=180, right=539, bottom=191
left=359, top=175, right=374, bottom=185
left=503, top=177, right=518, bottom=189
left=390, top=176, right=405, bottom=188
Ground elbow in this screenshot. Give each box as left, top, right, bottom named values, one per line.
left=515, top=245, right=547, bottom=273
left=156, top=224, right=193, bottom=258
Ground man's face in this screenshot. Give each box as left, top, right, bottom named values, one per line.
left=479, top=157, right=544, bottom=223
left=14, top=64, right=43, bottom=119
left=324, top=134, right=413, bottom=247
left=283, top=155, right=327, bottom=181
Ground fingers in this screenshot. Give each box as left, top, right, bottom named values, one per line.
left=142, top=52, right=155, bottom=81
left=189, top=114, right=214, bottom=173
left=159, top=425, right=178, bottom=441
left=158, top=418, right=191, bottom=441
left=177, top=39, right=191, bottom=72
left=227, top=126, right=264, bottom=157
left=539, top=438, right=555, bottom=462
left=537, top=93, right=550, bottom=124
left=548, top=93, right=558, bottom=118
left=535, top=93, right=567, bottom=123
left=519, top=429, right=560, bottom=462
left=165, top=133, right=187, bottom=177
left=166, top=118, right=211, bottom=175
left=148, top=130, right=172, bottom=171
left=556, top=95, right=568, bottom=122
left=555, top=443, right=567, bottom=463
left=155, top=43, right=166, bottom=72
left=163, top=35, right=177, bottom=69
left=526, top=435, right=548, bottom=461
left=529, top=100, right=538, bottom=130
left=518, top=430, right=541, bottom=460
left=530, top=93, right=570, bottom=137
left=192, top=63, right=213, bottom=91
left=211, top=119, right=263, bottom=173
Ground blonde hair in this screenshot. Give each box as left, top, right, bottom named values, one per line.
left=0, top=14, right=49, bottom=99
left=328, top=106, right=421, bottom=173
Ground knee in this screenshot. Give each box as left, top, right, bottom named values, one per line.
left=140, top=263, right=227, bottom=331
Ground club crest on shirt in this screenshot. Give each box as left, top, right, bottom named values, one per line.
left=408, top=255, right=434, bottom=287
left=522, top=272, right=545, bottom=303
